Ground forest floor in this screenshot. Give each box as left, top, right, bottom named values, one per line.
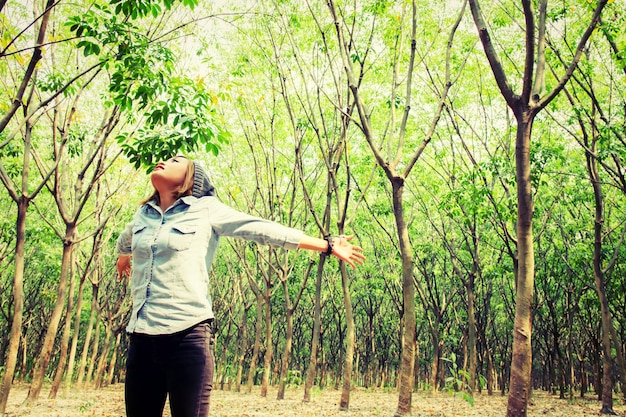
left=3, top=382, right=626, bottom=417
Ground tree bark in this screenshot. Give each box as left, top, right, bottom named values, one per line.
left=276, top=272, right=293, bottom=400
left=93, top=322, right=113, bottom=389
left=235, top=302, right=249, bottom=392
left=65, top=273, right=88, bottom=392
left=49, top=250, right=77, bottom=398
left=467, top=272, right=477, bottom=392
left=246, top=292, right=263, bottom=393
left=260, top=281, right=273, bottom=397
left=0, top=197, right=28, bottom=413
left=77, top=283, right=99, bottom=389
left=588, top=131, right=617, bottom=415
left=506, top=117, right=535, bottom=417
left=85, top=310, right=102, bottom=386
left=106, top=333, right=122, bottom=386
left=393, top=178, right=417, bottom=416
left=339, top=260, right=355, bottom=410
left=303, top=259, right=325, bottom=402
left=24, top=225, right=77, bottom=404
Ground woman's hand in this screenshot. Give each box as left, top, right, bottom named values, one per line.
left=331, top=235, right=366, bottom=268
left=117, top=255, right=132, bottom=281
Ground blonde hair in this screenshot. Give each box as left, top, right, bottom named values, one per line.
left=140, top=156, right=196, bottom=206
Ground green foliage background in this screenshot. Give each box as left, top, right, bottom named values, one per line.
left=0, top=0, right=624, bottom=407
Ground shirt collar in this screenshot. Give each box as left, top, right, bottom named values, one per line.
left=144, top=196, right=195, bottom=214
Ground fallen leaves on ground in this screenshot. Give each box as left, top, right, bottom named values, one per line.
left=3, top=383, right=625, bottom=416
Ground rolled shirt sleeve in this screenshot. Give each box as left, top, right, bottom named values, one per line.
left=207, top=198, right=303, bottom=250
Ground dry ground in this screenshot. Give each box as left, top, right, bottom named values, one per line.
left=3, top=383, right=626, bottom=416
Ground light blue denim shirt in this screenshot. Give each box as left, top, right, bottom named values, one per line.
left=116, top=195, right=303, bottom=335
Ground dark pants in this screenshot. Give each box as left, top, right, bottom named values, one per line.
left=125, top=321, right=215, bottom=417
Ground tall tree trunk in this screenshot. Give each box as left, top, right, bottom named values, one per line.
left=235, top=304, right=249, bottom=392
left=0, top=96, right=39, bottom=413
left=393, top=179, right=417, bottom=417
left=430, top=330, right=441, bottom=392
left=467, top=272, right=477, bottom=392
left=276, top=303, right=294, bottom=400
left=106, top=333, right=122, bottom=386
left=49, top=250, right=77, bottom=398
left=600, top=353, right=614, bottom=414
left=339, top=261, right=355, bottom=410
left=218, top=319, right=233, bottom=390
left=303, top=259, right=325, bottom=402
left=85, top=312, right=102, bottom=385
left=18, top=333, right=29, bottom=383
left=277, top=258, right=309, bottom=400
left=567, top=289, right=575, bottom=402
left=24, top=225, right=77, bottom=404
left=260, top=285, right=272, bottom=397
left=506, top=118, right=535, bottom=417
left=77, top=284, right=99, bottom=389
left=0, top=198, right=28, bottom=413
left=588, top=136, right=617, bottom=415
left=487, top=349, right=494, bottom=395
left=246, top=293, right=264, bottom=393
left=94, top=323, right=113, bottom=389
left=65, top=274, right=88, bottom=393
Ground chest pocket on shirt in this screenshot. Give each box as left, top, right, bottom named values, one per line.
left=168, top=225, right=196, bottom=251
left=131, top=223, right=148, bottom=252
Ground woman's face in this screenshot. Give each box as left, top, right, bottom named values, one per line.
left=150, top=156, right=191, bottom=191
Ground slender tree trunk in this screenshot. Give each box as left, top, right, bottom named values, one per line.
left=218, top=319, right=233, bottom=390
left=65, top=275, right=88, bottom=392
left=319, top=329, right=326, bottom=389
left=487, top=349, right=494, bottom=395
left=566, top=288, right=575, bottom=401
left=86, top=313, right=102, bottom=385
left=106, top=333, right=122, bottom=386
left=94, top=323, right=113, bottom=389
left=467, top=273, right=477, bottom=392
left=0, top=103, right=38, bottom=412
left=49, top=250, right=77, bottom=398
left=0, top=198, right=28, bottom=413
left=600, top=349, right=614, bottom=414
left=18, top=333, right=28, bottom=383
left=261, top=286, right=272, bottom=397
left=235, top=306, right=248, bottom=392
left=303, top=259, right=325, bottom=402
left=77, top=284, right=99, bottom=389
left=246, top=294, right=264, bottom=393
left=588, top=139, right=617, bottom=415
left=393, top=179, right=416, bottom=417
left=25, top=226, right=77, bottom=404
left=430, top=331, right=441, bottom=392
left=339, top=261, right=355, bottom=410
left=506, top=118, right=535, bottom=417
left=276, top=306, right=293, bottom=400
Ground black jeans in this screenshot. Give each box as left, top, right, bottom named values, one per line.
left=125, top=321, right=215, bottom=417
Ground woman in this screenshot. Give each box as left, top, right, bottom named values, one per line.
left=116, top=155, right=365, bottom=417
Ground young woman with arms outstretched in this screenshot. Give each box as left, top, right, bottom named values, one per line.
left=116, top=155, right=365, bottom=417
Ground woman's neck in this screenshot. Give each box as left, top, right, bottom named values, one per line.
left=158, top=192, right=177, bottom=212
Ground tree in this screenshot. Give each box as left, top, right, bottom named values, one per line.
left=324, top=1, right=465, bottom=414
left=0, top=1, right=64, bottom=410
left=466, top=0, right=610, bottom=415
